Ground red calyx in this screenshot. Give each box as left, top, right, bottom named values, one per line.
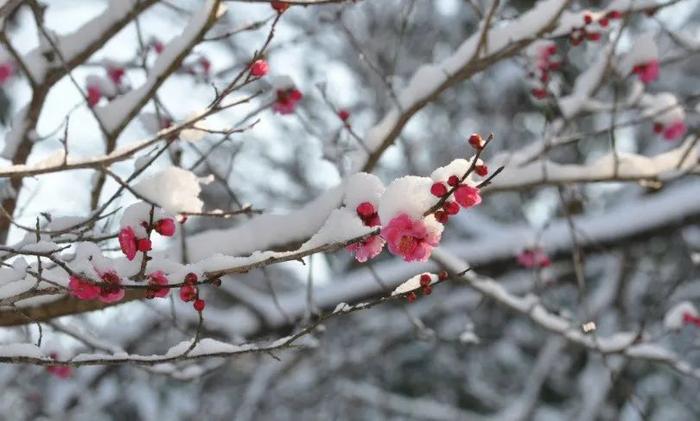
left=434, top=210, right=449, bottom=224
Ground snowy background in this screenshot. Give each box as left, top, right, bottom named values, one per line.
left=0, top=0, right=699, bottom=419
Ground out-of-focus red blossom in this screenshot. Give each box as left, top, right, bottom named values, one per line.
left=381, top=213, right=441, bottom=262
left=107, top=65, right=125, bottom=85
left=250, top=59, right=268, bottom=77
left=661, top=121, right=687, bottom=141
left=517, top=247, right=551, bottom=269
left=406, top=291, right=417, bottom=303
left=338, top=109, right=350, bottom=122
left=531, top=88, right=547, bottom=99
left=47, top=353, right=72, bottom=379
left=271, top=1, right=289, bottom=12
left=454, top=185, right=482, bottom=208
left=273, top=88, right=303, bottom=114
left=69, top=275, right=100, bottom=300
left=199, top=57, right=211, bottom=76
left=86, top=84, right=101, bottom=107
left=118, top=226, right=138, bottom=260
left=653, top=122, right=664, bottom=134
left=347, top=235, right=385, bottom=263
left=98, top=271, right=124, bottom=303
left=586, top=32, right=601, bottom=41
left=154, top=218, right=176, bottom=236
left=180, top=284, right=198, bottom=302
left=152, top=39, right=165, bottom=54
left=632, top=60, right=659, bottom=84
left=607, top=10, right=622, bottom=19
left=194, top=299, right=206, bottom=312
left=148, top=271, right=170, bottom=298
left=682, top=312, right=700, bottom=327
left=583, top=14, right=593, bottom=25
left=0, top=62, right=14, bottom=85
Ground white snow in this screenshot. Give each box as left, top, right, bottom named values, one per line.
left=132, top=167, right=204, bottom=214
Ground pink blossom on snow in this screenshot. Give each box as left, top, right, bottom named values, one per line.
left=97, top=271, right=125, bottom=303
left=347, top=235, right=385, bottom=263
left=68, top=275, right=100, bottom=300
left=118, top=226, right=138, bottom=260
left=381, top=213, right=441, bottom=262
left=454, top=185, right=482, bottom=208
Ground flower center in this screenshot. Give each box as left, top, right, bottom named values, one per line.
left=398, top=235, right=417, bottom=255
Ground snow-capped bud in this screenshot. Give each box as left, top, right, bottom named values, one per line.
left=430, top=182, right=448, bottom=197
left=468, top=133, right=485, bottom=150
left=250, top=59, right=268, bottom=77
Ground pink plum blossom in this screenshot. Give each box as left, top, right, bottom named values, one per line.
left=148, top=271, right=170, bottom=298
left=98, top=271, right=124, bottom=303
left=346, top=235, right=385, bottom=262
left=119, top=226, right=138, bottom=260
left=381, top=213, right=441, bottom=262
left=454, top=185, right=482, bottom=208
left=68, top=275, right=100, bottom=300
